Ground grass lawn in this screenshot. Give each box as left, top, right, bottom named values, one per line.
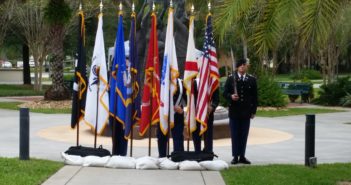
left=256, top=108, right=344, bottom=117
left=0, top=158, right=63, bottom=185
left=0, top=84, right=46, bottom=97
left=221, top=163, right=351, bottom=185
left=0, top=102, right=71, bottom=114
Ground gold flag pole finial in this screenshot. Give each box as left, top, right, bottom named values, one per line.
left=100, top=0, right=103, bottom=13
left=79, top=3, right=82, bottom=11
left=132, top=2, right=135, bottom=13
left=191, top=4, right=194, bottom=14
left=119, top=2, right=123, bottom=15
left=152, top=1, right=155, bottom=11
left=208, top=1, right=211, bottom=12
left=170, top=0, right=173, bottom=8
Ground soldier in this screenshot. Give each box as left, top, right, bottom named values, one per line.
left=192, top=78, right=219, bottom=153
left=172, top=78, right=186, bottom=152
left=223, top=58, right=258, bottom=165
left=157, top=78, right=186, bottom=157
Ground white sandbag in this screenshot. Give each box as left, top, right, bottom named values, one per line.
left=82, top=156, right=110, bottom=167
left=105, top=156, right=136, bottom=169
left=158, top=158, right=179, bottom=170
left=136, top=156, right=159, bottom=170
left=61, top=152, right=83, bottom=166
left=179, top=160, right=204, bottom=171
left=199, top=160, right=229, bottom=171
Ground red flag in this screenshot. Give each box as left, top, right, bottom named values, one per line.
left=139, top=13, right=160, bottom=136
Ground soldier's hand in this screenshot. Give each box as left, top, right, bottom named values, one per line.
left=231, top=94, right=239, bottom=101
left=174, top=106, right=183, bottom=114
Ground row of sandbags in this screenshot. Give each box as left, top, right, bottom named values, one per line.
left=61, top=152, right=229, bottom=171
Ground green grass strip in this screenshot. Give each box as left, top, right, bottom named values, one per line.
left=0, top=157, right=63, bottom=185
left=221, top=163, right=351, bottom=185
left=0, top=85, right=45, bottom=97
left=256, top=108, right=344, bottom=117
left=0, top=102, right=71, bottom=114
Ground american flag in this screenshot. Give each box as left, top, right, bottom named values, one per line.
left=195, top=14, right=219, bottom=135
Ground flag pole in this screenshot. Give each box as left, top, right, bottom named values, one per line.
left=111, top=70, right=118, bottom=154
left=148, top=1, right=156, bottom=157
left=186, top=4, right=195, bottom=152
left=75, top=3, right=83, bottom=147
left=76, top=80, right=81, bottom=146
left=130, top=2, right=135, bottom=157
left=94, top=1, right=103, bottom=149
left=166, top=0, right=174, bottom=158
left=94, top=66, right=100, bottom=148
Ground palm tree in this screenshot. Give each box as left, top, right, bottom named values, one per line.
left=44, top=0, right=72, bottom=100
left=214, top=0, right=351, bottom=83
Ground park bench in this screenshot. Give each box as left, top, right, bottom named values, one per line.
left=277, top=82, right=312, bottom=103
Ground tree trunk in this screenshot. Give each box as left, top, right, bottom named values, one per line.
left=33, top=54, right=39, bottom=92
left=44, top=24, right=70, bottom=100
left=22, top=44, right=31, bottom=85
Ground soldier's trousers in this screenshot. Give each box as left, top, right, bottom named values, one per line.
left=110, top=119, right=128, bottom=156
left=229, top=118, right=250, bottom=157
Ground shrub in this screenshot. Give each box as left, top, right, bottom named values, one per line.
left=301, top=77, right=314, bottom=101
left=291, top=69, right=322, bottom=80
left=219, top=75, right=288, bottom=107
left=340, top=93, right=351, bottom=107
left=258, top=75, right=287, bottom=107
left=313, top=76, right=351, bottom=106
left=219, top=66, right=228, bottom=77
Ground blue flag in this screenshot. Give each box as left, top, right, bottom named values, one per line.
left=115, top=14, right=130, bottom=130
left=124, top=13, right=140, bottom=138
left=109, top=21, right=119, bottom=121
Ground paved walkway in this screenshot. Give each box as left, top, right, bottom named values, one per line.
left=0, top=98, right=351, bottom=184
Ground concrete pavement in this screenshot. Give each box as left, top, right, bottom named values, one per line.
left=42, top=166, right=225, bottom=185
left=0, top=101, right=351, bottom=184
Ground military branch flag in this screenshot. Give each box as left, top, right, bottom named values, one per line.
left=84, top=13, right=109, bottom=135
left=160, top=7, right=179, bottom=135
left=71, top=9, right=87, bottom=129
left=109, top=22, right=119, bottom=124
left=125, top=11, right=140, bottom=138
left=114, top=13, right=133, bottom=139
left=139, top=12, right=160, bottom=136
left=183, top=14, right=198, bottom=133
left=196, top=13, right=219, bottom=135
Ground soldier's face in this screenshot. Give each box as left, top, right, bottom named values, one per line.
left=237, top=64, right=247, bottom=73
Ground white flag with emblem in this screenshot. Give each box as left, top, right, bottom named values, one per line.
left=84, top=13, right=109, bottom=135
left=160, top=8, right=179, bottom=135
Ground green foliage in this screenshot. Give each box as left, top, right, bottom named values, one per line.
left=63, top=73, right=74, bottom=81
left=291, top=69, right=322, bottom=80
left=221, top=163, right=351, bottom=185
left=219, top=66, right=227, bottom=77
left=44, top=0, right=72, bottom=25
left=0, top=157, right=63, bottom=185
left=340, top=93, right=351, bottom=107
left=314, top=76, right=351, bottom=106
left=258, top=75, right=287, bottom=107
left=219, top=77, right=229, bottom=107
left=300, top=77, right=314, bottom=100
